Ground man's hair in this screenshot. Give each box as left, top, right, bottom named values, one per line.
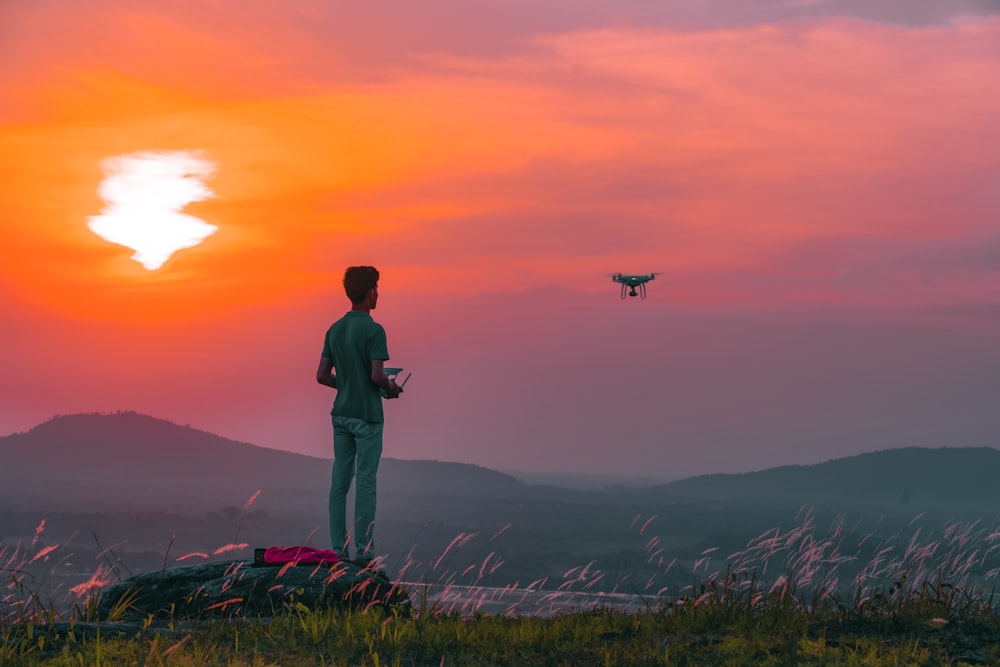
left=343, top=266, right=380, bottom=304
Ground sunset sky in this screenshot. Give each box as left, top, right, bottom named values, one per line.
left=2, top=0, right=998, bottom=478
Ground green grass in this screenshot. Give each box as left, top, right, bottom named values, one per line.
left=4, top=575, right=1000, bottom=666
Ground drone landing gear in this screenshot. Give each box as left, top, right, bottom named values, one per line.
left=620, top=284, right=647, bottom=299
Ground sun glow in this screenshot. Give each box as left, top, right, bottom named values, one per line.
left=87, top=150, right=218, bottom=270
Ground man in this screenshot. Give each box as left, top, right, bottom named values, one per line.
left=316, top=266, right=402, bottom=564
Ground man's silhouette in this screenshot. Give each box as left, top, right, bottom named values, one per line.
left=316, top=266, right=402, bottom=564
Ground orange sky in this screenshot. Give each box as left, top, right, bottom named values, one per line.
left=2, top=1, right=999, bottom=478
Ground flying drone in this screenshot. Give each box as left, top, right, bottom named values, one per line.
left=611, top=273, right=656, bottom=299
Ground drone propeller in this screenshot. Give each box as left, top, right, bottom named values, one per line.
left=606, top=271, right=663, bottom=280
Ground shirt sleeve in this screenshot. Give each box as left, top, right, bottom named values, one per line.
left=321, top=331, right=333, bottom=361
left=369, top=324, right=389, bottom=361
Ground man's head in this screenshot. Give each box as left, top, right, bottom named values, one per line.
left=343, top=266, right=380, bottom=306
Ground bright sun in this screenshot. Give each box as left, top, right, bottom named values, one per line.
left=87, top=150, right=218, bottom=270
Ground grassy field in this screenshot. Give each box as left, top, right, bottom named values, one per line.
left=3, top=590, right=1000, bottom=665
left=4, top=562, right=1000, bottom=666
left=6, top=507, right=1000, bottom=665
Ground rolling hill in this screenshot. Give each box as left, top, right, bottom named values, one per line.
left=655, top=446, right=1000, bottom=511
left=4, top=411, right=996, bottom=517
left=0, top=411, right=526, bottom=514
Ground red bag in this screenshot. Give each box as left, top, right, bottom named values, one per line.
left=262, top=545, right=340, bottom=565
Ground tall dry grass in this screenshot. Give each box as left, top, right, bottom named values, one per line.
left=4, top=506, right=1000, bottom=626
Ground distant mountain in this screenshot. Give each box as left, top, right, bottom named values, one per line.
left=0, top=412, right=525, bottom=514
left=655, top=447, right=1000, bottom=511
left=8, top=412, right=995, bottom=519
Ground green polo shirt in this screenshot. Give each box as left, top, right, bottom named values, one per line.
left=322, top=311, right=390, bottom=422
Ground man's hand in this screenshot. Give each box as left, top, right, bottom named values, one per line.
left=384, top=379, right=403, bottom=399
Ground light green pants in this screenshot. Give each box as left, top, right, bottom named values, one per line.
left=330, top=415, right=383, bottom=560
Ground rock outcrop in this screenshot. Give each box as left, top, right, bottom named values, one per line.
left=95, top=558, right=410, bottom=622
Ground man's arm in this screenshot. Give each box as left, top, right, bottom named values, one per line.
left=370, top=359, right=402, bottom=398
left=316, top=356, right=337, bottom=389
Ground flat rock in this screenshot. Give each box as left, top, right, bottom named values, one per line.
left=95, top=559, right=410, bottom=622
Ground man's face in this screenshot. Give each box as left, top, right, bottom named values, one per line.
left=369, top=284, right=379, bottom=309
